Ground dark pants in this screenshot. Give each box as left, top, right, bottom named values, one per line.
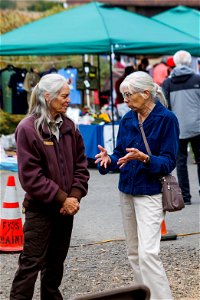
left=10, top=207, right=73, bottom=300
left=176, top=134, right=200, bottom=203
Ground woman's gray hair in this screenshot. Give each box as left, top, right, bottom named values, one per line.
left=28, top=73, right=69, bottom=137
left=119, top=71, right=168, bottom=107
left=173, top=50, right=192, bottom=67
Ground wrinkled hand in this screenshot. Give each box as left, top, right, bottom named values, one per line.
left=60, top=197, right=80, bottom=216
left=117, top=148, right=146, bottom=169
left=95, top=145, right=111, bottom=168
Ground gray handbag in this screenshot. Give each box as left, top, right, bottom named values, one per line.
left=139, top=123, right=185, bottom=212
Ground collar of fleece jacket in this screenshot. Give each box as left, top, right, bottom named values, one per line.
left=39, top=114, right=75, bottom=140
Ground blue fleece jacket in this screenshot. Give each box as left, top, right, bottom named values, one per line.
left=99, top=101, right=179, bottom=196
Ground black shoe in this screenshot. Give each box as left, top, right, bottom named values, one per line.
left=184, top=201, right=191, bottom=205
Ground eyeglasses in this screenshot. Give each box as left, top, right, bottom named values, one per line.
left=122, top=92, right=133, bottom=99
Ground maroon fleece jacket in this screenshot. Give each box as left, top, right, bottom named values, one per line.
left=15, top=114, right=89, bottom=209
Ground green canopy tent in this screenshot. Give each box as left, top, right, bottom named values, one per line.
left=152, top=5, right=200, bottom=40
left=1, top=2, right=199, bottom=56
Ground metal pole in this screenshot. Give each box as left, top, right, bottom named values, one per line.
left=109, top=45, right=115, bottom=151
left=84, top=54, right=91, bottom=109
left=97, top=55, right=101, bottom=103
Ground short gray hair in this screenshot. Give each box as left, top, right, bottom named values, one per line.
left=120, top=71, right=168, bottom=107
left=173, top=50, right=192, bottom=67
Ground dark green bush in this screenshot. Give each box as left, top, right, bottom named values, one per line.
left=0, top=1, right=16, bottom=9
left=0, top=110, right=25, bottom=135
left=28, top=1, right=62, bottom=12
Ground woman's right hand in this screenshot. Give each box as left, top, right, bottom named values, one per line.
left=95, top=145, right=111, bottom=168
left=60, top=197, right=80, bottom=215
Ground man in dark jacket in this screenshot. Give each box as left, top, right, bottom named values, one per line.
left=162, top=50, right=200, bottom=204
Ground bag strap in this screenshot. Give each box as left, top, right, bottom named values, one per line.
left=139, top=123, right=172, bottom=179
left=139, top=123, right=152, bottom=155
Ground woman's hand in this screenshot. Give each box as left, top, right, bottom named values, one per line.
left=95, top=144, right=111, bottom=168
left=60, top=197, right=80, bottom=215
left=117, top=148, right=148, bottom=168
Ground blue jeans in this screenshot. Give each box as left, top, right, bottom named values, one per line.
left=176, top=134, right=200, bottom=203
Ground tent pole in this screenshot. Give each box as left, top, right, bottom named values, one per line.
left=81, top=55, right=85, bottom=108
left=97, top=55, right=101, bottom=103
left=109, top=45, right=115, bottom=151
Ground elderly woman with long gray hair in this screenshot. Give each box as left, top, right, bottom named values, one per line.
left=10, top=73, right=89, bottom=300
left=95, top=71, right=179, bottom=299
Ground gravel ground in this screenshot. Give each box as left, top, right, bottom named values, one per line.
left=0, top=237, right=199, bottom=300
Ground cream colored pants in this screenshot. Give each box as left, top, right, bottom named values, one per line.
left=120, top=192, right=173, bottom=300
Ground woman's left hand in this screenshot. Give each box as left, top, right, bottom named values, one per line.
left=117, top=148, right=147, bottom=168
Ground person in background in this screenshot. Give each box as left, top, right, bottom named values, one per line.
left=115, top=65, right=135, bottom=105
left=153, top=57, right=169, bottom=86
left=10, top=74, right=90, bottom=300
left=162, top=50, right=200, bottom=204
left=166, top=56, right=176, bottom=76
left=137, top=57, right=152, bottom=75
left=114, top=54, right=126, bottom=69
left=198, top=58, right=200, bottom=74
left=95, top=71, right=179, bottom=300
left=23, top=67, right=40, bottom=106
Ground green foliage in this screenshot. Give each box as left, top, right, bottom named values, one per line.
left=0, top=10, right=43, bottom=35
left=27, top=1, right=62, bottom=12
left=0, top=110, right=25, bottom=135
left=0, top=1, right=16, bottom=10
left=42, top=4, right=66, bottom=17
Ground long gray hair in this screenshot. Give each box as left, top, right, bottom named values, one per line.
left=120, top=71, right=168, bottom=107
left=28, top=73, right=69, bottom=136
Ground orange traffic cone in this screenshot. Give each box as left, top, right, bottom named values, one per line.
left=161, top=219, right=177, bottom=241
left=0, top=176, right=24, bottom=252
left=161, top=219, right=167, bottom=235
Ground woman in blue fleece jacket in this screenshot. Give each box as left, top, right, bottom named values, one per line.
left=95, top=71, right=179, bottom=300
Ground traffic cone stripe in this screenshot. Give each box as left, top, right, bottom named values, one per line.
left=1, top=207, right=21, bottom=220
left=2, top=188, right=17, bottom=202
left=3, top=202, right=19, bottom=209
left=7, top=176, right=16, bottom=186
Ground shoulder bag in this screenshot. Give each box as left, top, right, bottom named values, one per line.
left=139, top=123, right=185, bottom=212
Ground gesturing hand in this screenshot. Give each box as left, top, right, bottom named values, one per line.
left=60, top=197, right=80, bottom=216
left=95, top=144, right=111, bottom=169
left=117, top=148, right=147, bottom=168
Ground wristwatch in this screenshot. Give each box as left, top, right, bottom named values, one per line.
left=143, top=155, right=150, bottom=164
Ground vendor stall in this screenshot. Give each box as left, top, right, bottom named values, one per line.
left=79, top=123, right=119, bottom=159
left=79, top=124, right=104, bottom=159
